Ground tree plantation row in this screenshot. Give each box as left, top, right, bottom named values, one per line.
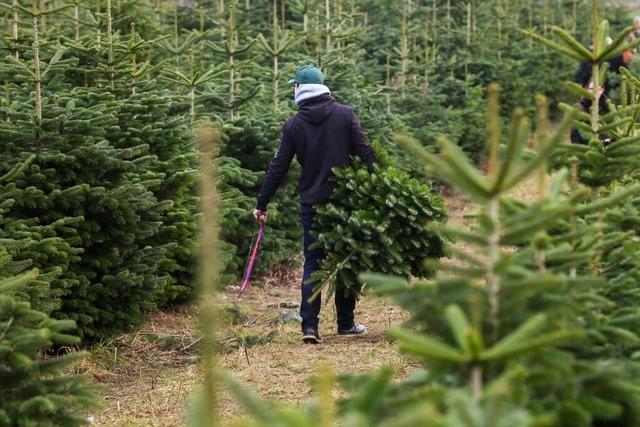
left=3, top=0, right=640, bottom=426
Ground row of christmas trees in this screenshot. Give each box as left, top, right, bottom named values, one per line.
left=0, top=0, right=603, bottom=339
left=192, top=1, right=640, bottom=426
left=1, top=0, right=637, bottom=424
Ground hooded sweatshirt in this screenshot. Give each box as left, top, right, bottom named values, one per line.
left=256, top=88, right=377, bottom=214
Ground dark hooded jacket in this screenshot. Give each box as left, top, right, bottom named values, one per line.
left=571, top=56, right=622, bottom=145
left=256, top=94, right=377, bottom=214
left=574, top=55, right=626, bottom=99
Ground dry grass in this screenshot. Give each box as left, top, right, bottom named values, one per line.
left=84, top=177, right=543, bottom=426
left=85, top=263, right=414, bottom=426
left=81, top=307, right=200, bottom=426
left=218, top=281, right=414, bottom=420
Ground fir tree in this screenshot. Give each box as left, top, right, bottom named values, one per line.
left=206, top=0, right=259, bottom=120
left=0, top=3, right=185, bottom=336
left=0, top=164, right=96, bottom=427
left=220, top=84, right=640, bottom=425
left=310, top=150, right=447, bottom=300
left=105, top=79, right=201, bottom=305
left=524, top=0, right=640, bottom=366
left=0, top=265, right=97, bottom=427
left=219, top=114, right=303, bottom=276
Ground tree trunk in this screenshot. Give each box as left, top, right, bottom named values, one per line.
left=350, top=0, right=356, bottom=29
left=496, top=0, right=502, bottom=59
left=386, top=52, right=391, bottom=86
left=33, top=12, right=42, bottom=121
left=400, top=0, right=409, bottom=99
left=471, top=366, right=482, bottom=402
left=487, top=195, right=501, bottom=341
left=273, top=55, right=279, bottom=111
left=528, top=0, right=533, bottom=48
left=423, top=17, right=429, bottom=88
left=39, top=0, right=46, bottom=34
left=591, top=1, right=600, bottom=136
left=273, top=0, right=278, bottom=38
left=131, top=23, right=137, bottom=95
left=74, top=4, right=80, bottom=41
left=107, top=0, right=115, bottom=89
left=281, top=0, right=285, bottom=29
left=432, top=0, right=437, bottom=58
left=487, top=85, right=502, bottom=340
left=196, top=127, right=222, bottom=427
left=569, top=158, right=578, bottom=279
left=466, top=1, right=471, bottom=46
left=325, top=0, right=331, bottom=52
left=423, top=17, right=429, bottom=64
left=535, top=98, right=549, bottom=197
left=272, top=0, right=279, bottom=111
left=190, top=87, right=196, bottom=120
left=174, top=0, right=180, bottom=71
left=497, top=21, right=502, bottom=59
left=315, top=17, right=322, bottom=64
left=199, top=6, right=205, bottom=71
left=472, top=0, right=476, bottom=40
left=12, top=0, right=18, bottom=59
left=230, top=54, right=235, bottom=120
left=543, top=0, right=549, bottom=48
left=336, top=0, right=342, bottom=50
left=446, top=0, right=451, bottom=46
left=229, top=1, right=237, bottom=119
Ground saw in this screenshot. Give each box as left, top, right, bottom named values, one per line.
left=238, top=223, right=265, bottom=296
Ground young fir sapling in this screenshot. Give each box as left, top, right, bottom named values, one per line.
left=309, top=144, right=447, bottom=301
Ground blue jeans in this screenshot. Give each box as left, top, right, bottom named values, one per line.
left=300, top=211, right=356, bottom=331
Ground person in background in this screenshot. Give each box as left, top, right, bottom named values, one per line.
left=253, top=65, right=377, bottom=344
left=571, top=43, right=634, bottom=145
left=570, top=80, right=608, bottom=145
left=608, top=49, right=635, bottom=81
left=574, top=39, right=633, bottom=100
left=634, top=16, right=640, bottom=39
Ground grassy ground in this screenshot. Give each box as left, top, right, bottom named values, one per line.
left=83, top=178, right=535, bottom=426
left=84, top=264, right=416, bottom=426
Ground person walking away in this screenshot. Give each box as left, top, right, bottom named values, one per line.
left=253, top=65, right=377, bottom=344
left=570, top=79, right=608, bottom=145
left=574, top=44, right=633, bottom=101
left=571, top=45, right=634, bottom=145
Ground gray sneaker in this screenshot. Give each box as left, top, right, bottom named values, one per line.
left=338, top=323, right=366, bottom=336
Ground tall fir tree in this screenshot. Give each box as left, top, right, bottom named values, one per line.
left=0, top=163, right=96, bottom=427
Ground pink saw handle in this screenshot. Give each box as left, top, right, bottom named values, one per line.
left=238, top=223, right=265, bottom=296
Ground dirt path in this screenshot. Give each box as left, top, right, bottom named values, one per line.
left=85, top=185, right=497, bottom=426
left=86, top=265, right=415, bottom=426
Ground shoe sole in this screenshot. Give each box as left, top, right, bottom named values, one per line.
left=302, top=335, right=322, bottom=344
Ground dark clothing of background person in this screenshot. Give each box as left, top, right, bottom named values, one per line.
left=255, top=93, right=377, bottom=332
left=300, top=211, right=355, bottom=331
left=570, top=56, right=624, bottom=145
left=570, top=97, right=611, bottom=145
left=574, top=55, right=626, bottom=99
left=256, top=94, right=376, bottom=214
